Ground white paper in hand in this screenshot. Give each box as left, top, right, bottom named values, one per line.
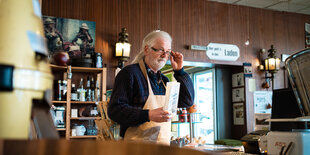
left=163, top=82, right=180, bottom=115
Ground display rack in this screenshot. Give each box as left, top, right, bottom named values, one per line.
left=171, top=113, right=202, bottom=143
left=50, top=64, right=107, bottom=139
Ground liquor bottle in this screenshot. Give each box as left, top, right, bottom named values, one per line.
left=78, top=78, right=85, bottom=101
left=86, top=76, right=91, bottom=101
left=62, top=80, right=67, bottom=100
left=182, top=108, right=188, bottom=123
left=71, top=84, right=78, bottom=101
left=90, top=77, right=95, bottom=101
left=57, top=80, right=62, bottom=101
left=95, top=80, right=100, bottom=101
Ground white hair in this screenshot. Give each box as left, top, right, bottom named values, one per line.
left=131, top=30, right=172, bottom=64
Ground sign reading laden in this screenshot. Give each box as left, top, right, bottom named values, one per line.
left=206, top=43, right=240, bottom=61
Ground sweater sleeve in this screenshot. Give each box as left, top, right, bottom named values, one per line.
left=173, top=68, right=195, bottom=108
left=107, top=68, right=149, bottom=127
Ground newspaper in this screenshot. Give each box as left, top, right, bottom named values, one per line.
left=163, top=82, right=180, bottom=115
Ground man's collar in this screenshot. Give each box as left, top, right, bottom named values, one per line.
left=144, top=62, right=161, bottom=75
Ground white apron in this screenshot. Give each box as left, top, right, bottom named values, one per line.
left=124, top=60, right=171, bottom=145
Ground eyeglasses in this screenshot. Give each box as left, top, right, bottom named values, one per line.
left=151, top=47, right=171, bottom=55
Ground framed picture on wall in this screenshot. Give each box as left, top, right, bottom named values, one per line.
left=232, top=72, right=244, bottom=87
left=232, top=87, right=244, bottom=102
left=233, top=103, right=244, bottom=125
left=42, top=16, right=96, bottom=61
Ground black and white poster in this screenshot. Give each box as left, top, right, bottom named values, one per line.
left=233, top=103, right=244, bottom=125
left=232, top=88, right=244, bottom=102
left=232, top=72, right=244, bottom=87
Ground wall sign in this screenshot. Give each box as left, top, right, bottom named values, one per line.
left=243, top=63, right=253, bottom=77
left=206, top=43, right=240, bottom=61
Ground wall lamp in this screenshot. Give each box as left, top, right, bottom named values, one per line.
left=258, top=45, right=281, bottom=90
left=115, top=28, right=131, bottom=69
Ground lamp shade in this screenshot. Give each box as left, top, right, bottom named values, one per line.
left=264, top=45, right=280, bottom=73
left=265, top=57, right=280, bottom=72
left=115, top=28, right=131, bottom=69
left=115, top=42, right=131, bottom=57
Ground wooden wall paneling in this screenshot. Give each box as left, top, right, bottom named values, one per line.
left=227, top=4, right=247, bottom=63
left=159, top=0, right=173, bottom=37
left=171, top=0, right=185, bottom=55
left=184, top=0, right=208, bottom=61
left=206, top=2, right=230, bottom=65
left=250, top=8, right=265, bottom=91
left=273, top=12, right=286, bottom=90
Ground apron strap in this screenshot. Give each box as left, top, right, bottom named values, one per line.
left=139, top=60, right=154, bottom=96
left=139, top=60, right=148, bottom=81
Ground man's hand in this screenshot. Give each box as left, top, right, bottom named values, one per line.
left=149, top=107, right=171, bottom=122
left=170, top=51, right=183, bottom=71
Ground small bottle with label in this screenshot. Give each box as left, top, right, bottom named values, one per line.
left=182, top=108, right=188, bottom=123
left=78, top=78, right=85, bottom=101
left=57, top=80, right=62, bottom=101
left=90, top=77, right=95, bottom=101
left=86, top=76, right=91, bottom=101
left=62, top=80, right=67, bottom=100
left=71, top=84, right=78, bottom=101
left=96, top=53, right=103, bottom=68
left=95, top=80, right=100, bottom=101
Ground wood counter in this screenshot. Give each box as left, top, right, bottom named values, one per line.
left=0, top=140, right=213, bottom=155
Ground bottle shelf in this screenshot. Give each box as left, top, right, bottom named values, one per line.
left=52, top=100, right=67, bottom=104
left=56, top=128, right=66, bottom=131
left=70, top=135, right=97, bottom=139
left=50, top=64, right=107, bottom=139
left=171, top=121, right=202, bottom=124
left=50, top=64, right=67, bottom=71
left=71, top=117, right=101, bottom=120
left=71, top=66, right=104, bottom=73
left=71, top=101, right=99, bottom=104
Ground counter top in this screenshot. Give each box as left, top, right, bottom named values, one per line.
left=1, top=139, right=212, bottom=155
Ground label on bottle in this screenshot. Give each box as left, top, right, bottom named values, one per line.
left=96, top=56, right=103, bottom=68
left=71, top=93, right=78, bottom=101
left=80, top=89, right=86, bottom=101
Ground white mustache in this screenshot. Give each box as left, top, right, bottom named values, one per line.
left=158, top=58, right=166, bottom=62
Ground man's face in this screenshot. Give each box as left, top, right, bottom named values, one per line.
left=144, top=38, right=171, bottom=72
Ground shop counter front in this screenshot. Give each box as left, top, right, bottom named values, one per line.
left=0, top=139, right=214, bottom=155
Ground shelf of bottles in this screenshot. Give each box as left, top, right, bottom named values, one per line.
left=71, top=117, right=101, bottom=120
left=171, top=108, right=202, bottom=124
left=50, top=64, right=107, bottom=139
left=171, top=108, right=202, bottom=143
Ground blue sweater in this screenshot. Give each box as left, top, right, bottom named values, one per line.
left=108, top=63, right=195, bottom=137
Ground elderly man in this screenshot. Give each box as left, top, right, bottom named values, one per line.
left=108, top=30, right=194, bottom=145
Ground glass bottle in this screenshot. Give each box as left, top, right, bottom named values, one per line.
left=78, top=78, right=85, bottom=101
left=86, top=76, right=91, bottom=101
left=182, top=108, right=188, bottom=123
left=57, top=80, right=62, bottom=101
left=71, top=84, right=78, bottom=101
left=90, top=77, right=95, bottom=101
left=95, top=80, right=100, bottom=101
left=62, top=80, right=67, bottom=100
left=96, top=53, right=103, bottom=68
